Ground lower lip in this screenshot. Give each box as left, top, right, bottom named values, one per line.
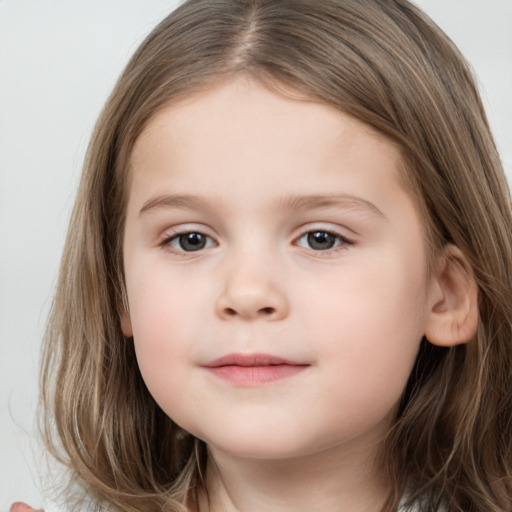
left=205, top=364, right=308, bottom=386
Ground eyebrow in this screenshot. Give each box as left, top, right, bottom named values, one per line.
left=139, top=194, right=217, bottom=217
left=277, top=194, right=386, bottom=219
left=139, top=193, right=386, bottom=220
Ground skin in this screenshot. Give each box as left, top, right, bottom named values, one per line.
left=9, top=505, right=42, bottom=512
left=120, top=77, right=454, bottom=512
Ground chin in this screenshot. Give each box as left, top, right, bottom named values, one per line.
left=198, top=427, right=332, bottom=462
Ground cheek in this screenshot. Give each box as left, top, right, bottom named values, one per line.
left=128, top=261, right=208, bottom=340
left=301, top=248, right=428, bottom=385
left=127, top=270, right=205, bottom=404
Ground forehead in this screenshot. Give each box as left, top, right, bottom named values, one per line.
left=125, top=79, right=427, bottom=259
left=130, top=77, right=404, bottom=189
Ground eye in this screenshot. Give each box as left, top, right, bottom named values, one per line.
left=296, top=230, right=351, bottom=251
left=167, top=232, right=216, bottom=252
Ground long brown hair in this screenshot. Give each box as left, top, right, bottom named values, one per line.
left=41, top=1, right=512, bottom=510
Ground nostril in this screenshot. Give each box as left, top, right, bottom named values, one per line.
left=223, top=306, right=275, bottom=317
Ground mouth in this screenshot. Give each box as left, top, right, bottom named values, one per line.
left=202, top=353, right=310, bottom=386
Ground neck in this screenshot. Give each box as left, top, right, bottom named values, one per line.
left=198, top=442, right=391, bottom=512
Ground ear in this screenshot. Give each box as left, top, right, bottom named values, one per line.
left=120, top=309, right=133, bottom=337
left=424, top=245, right=478, bottom=346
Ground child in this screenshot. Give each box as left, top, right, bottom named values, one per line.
left=20, top=0, right=512, bottom=510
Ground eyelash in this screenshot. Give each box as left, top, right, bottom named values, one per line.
left=295, top=230, right=353, bottom=254
left=160, top=231, right=216, bottom=254
left=159, top=228, right=354, bottom=255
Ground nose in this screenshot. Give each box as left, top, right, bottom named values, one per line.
left=215, top=253, right=289, bottom=321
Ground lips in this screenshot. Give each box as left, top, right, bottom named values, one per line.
left=203, top=353, right=304, bottom=368
left=202, top=353, right=309, bottom=386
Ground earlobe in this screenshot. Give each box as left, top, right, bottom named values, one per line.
left=424, top=245, right=478, bottom=347
left=120, top=310, right=133, bottom=337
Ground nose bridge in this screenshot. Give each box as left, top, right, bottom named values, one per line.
left=215, top=242, right=289, bottom=321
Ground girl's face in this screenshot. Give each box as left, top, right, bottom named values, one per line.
left=122, top=77, right=438, bottom=462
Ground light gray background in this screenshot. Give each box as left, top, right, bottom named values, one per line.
left=0, top=1, right=511, bottom=509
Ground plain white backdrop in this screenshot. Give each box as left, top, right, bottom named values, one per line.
left=0, top=1, right=511, bottom=509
